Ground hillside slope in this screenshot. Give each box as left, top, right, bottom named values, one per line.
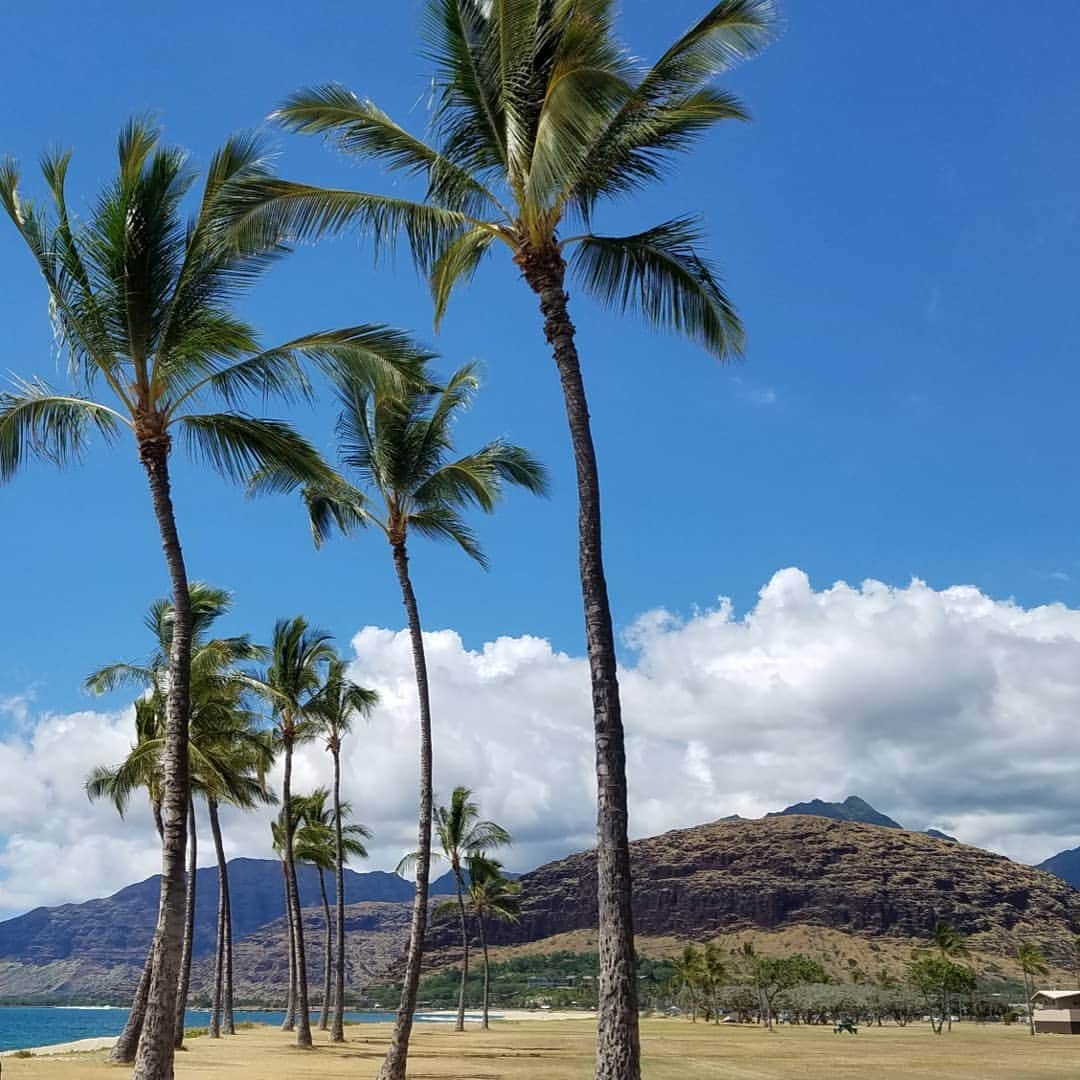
left=429, top=815, right=1080, bottom=962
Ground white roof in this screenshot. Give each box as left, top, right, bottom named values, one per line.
left=1033, top=990, right=1080, bottom=1001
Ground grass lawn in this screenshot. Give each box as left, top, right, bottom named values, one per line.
left=5, top=1018, right=1080, bottom=1078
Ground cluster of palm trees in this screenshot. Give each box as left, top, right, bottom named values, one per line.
left=0, top=2, right=777, bottom=1078
left=85, top=595, right=378, bottom=1056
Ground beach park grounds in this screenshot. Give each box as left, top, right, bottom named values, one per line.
left=5, top=1017, right=1080, bottom=1079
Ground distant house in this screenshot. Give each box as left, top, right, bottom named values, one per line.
left=1031, top=990, right=1080, bottom=1033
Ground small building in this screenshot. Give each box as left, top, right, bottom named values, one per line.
left=1031, top=990, right=1080, bottom=1034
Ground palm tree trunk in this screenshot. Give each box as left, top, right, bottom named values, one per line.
left=520, top=247, right=640, bottom=1080
left=377, top=539, right=434, bottom=1080
left=109, top=807, right=165, bottom=1063
left=223, top=888, right=235, bottom=1035
left=282, top=739, right=314, bottom=1047
left=133, top=432, right=193, bottom=1080
left=173, top=796, right=198, bottom=1049
left=478, top=912, right=491, bottom=1031
left=208, top=798, right=227, bottom=1039
left=281, top=858, right=296, bottom=1031
left=319, top=868, right=333, bottom=1030
left=454, top=868, right=469, bottom=1032
left=331, top=746, right=347, bottom=1043
left=109, top=947, right=154, bottom=1063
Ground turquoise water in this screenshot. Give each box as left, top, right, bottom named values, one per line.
left=0, top=1007, right=399, bottom=1052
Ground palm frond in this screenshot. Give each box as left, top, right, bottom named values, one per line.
left=430, top=226, right=498, bottom=327
left=568, top=217, right=743, bottom=358
left=274, top=85, right=504, bottom=218
left=408, top=506, right=486, bottom=566
left=178, top=413, right=332, bottom=486
left=0, top=378, right=126, bottom=482
left=220, top=179, right=470, bottom=275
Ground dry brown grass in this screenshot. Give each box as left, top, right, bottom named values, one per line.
left=4, top=1018, right=1080, bottom=1079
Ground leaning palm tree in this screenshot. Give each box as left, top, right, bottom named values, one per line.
left=258, top=616, right=337, bottom=1048
left=253, top=363, right=545, bottom=1079
left=294, top=788, right=372, bottom=1030
left=85, top=696, right=165, bottom=1063
left=0, top=120, right=431, bottom=1080
left=232, top=6, right=776, bottom=1073
left=465, top=855, right=521, bottom=1030
left=309, top=659, right=378, bottom=1040
left=431, top=787, right=510, bottom=1032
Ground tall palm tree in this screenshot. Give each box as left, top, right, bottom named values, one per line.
left=259, top=616, right=337, bottom=1049
left=1017, top=942, right=1049, bottom=1038
left=254, top=363, right=546, bottom=1079
left=86, top=583, right=272, bottom=1053
left=465, top=855, right=521, bottom=1030
left=293, top=788, right=372, bottom=1030
left=85, top=696, right=165, bottom=1064
left=432, top=787, right=510, bottom=1031
left=0, top=121, right=428, bottom=1080
left=270, top=812, right=299, bottom=1031
left=309, top=659, right=378, bottom=1041
left=233, top=6, right=777, bottom=1073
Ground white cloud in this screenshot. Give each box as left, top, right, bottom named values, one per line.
left=5, top=567, right=1080, bottom=918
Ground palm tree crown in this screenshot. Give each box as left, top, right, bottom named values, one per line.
left=233, top=0, right=776, bottom=356
left=273, top=362, right=547, bottom=563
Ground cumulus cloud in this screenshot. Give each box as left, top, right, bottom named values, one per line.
left=5, top=567, right=1080, bottom=918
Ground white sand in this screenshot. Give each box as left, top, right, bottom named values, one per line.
left=0, top=1035, right=116, bottom=1057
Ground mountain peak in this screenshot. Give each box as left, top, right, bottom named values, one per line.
left=766, top=795, right=903, bottom=830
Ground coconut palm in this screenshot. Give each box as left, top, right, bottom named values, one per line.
left=85, top=696, right=165, bottom=1064
left=930, top=921, right=968, bottom=1032
left=232, top=6, right=776, bottom=1073
left=253, top=363, right=546, bottom=1078
left=257, top=616, right=337, bottom=1048
left=199, top=707, right=277, bottom=1039
left=86, top=583, right=271, bottom=1053
left=309, top=658, right=378, bottom=1040
left=1017, top=942, right=1049, bottom=1038
left=0, top=120, right=433, bottom=1080
left=293, top=788, right=372, bottom=1030
left=431, top=787, right=510, bottom=1031
left=270, top=813, right=299, bottom=1031
left=465, top=855, right=521, bottom=1030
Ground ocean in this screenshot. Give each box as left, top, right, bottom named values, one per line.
left=0, top=1006, right=401, bottom=1052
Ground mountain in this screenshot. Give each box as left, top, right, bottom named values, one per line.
left=4, top=814, right=1079, bottom=1002
left=1036, top=846, right=1080, bottom=890
left=768, top=795, right=903, bottom=829
left=0, top=858, right=461, bottom=971
left=428, top=815, right=1080, bottom=965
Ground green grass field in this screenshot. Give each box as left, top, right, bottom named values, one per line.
left=6, top=1018, right=1080, bottom=1078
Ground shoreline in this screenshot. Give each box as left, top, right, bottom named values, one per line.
left=0, top=1009, right=596, bottom=1058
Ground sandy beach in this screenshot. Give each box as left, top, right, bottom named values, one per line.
left=0, top=1011, right=594, bottom=1059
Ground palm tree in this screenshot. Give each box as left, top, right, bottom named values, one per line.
left=672, top=945, right=705, bottom=1022
left=465, top=855, right=521, bottom=1030
left=254, top=364, right=546, bottom=1079
left=197, top=707, right=277, bottom=1039
left=432, top=787, right=510, bottom=1031
left=270, top=812, right=299, bottom=1031
left=86, top=583, right=272, bottom=1052
left=85, top=696, right=165, bottom=1064
left=702, top=942, right=726, bottom=1024
left=231, top=7, right=777, bottom=1073
left=259, top=616, right=337, bottom=1048
left=293, top=788, right=372, bottom=1030
left=1017, top=942, right=1049, bottom=1038
left=931, top=920, right=968, bottom=1032
left=0, top=121, right=429, bottom=1080
left=309, top=658, right=378, bottom=1040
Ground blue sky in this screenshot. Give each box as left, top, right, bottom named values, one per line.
left=1, top=2, right=1078, bottom=719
